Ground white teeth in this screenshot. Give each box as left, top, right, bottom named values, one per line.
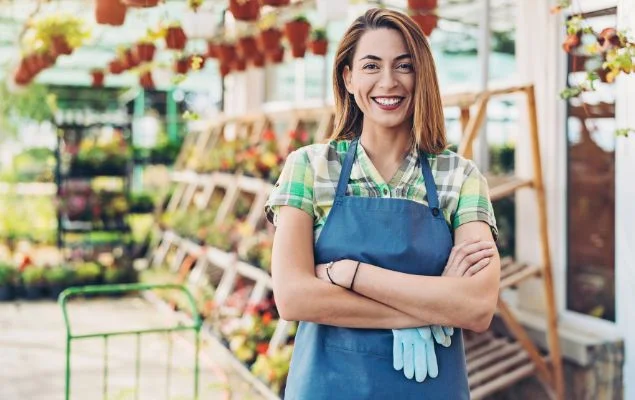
left=374, top=97, right=402, bottom=106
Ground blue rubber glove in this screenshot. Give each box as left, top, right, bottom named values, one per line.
left=431, top=325, right=454, bottom=348
left=392, top=327, right=439, bottom=382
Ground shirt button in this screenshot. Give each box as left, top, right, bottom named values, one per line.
left=382, top=187, right=389, bottom=196
left=432, top=208, right=440, bottom=216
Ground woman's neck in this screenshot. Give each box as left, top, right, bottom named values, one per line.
left=358, top=127, right=413, bottom=183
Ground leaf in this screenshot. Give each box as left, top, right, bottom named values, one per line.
left=615, top=128, right=633, bottom=137
left=182, top=111, right=200, bottom=121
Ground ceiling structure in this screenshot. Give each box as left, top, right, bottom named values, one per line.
left=0, top=0, right=517, bottom=90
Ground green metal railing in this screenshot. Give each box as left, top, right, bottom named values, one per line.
left=59, top=283, right=202, bottom=400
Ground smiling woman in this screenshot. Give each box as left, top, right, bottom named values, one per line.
left=265, top=8, right=499, bottom=400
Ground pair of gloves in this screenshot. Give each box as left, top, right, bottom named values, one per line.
left=392, top=325, right=454, bottom=382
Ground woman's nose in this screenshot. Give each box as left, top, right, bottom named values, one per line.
left=378, top=69, right=398, bottom=89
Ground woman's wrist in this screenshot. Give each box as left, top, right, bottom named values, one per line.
left=334, top=260, right=361, bottom=289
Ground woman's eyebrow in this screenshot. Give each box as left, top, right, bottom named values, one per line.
left=358, top=53, right=412, bottom=62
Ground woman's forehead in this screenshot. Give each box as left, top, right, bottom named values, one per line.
left=354, top=28, right=409, bottom=59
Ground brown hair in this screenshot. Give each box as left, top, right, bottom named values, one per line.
left=330, top=8, right=447, bottom=154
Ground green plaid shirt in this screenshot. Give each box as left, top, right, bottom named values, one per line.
left=265, top=140, right=498, bottom=242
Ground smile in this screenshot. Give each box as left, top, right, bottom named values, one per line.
left=372, top=96, right=404, bottom=110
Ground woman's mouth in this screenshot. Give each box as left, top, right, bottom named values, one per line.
left=372, top=96, right=404, bottom=111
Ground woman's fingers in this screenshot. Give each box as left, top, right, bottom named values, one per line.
left=456, top=247, right=495, bottom=276
left=444, top=240, right=496, bottom=277
left=444, top=237, right=480, bottom=274
left=465, top=257, right=491, bottom=277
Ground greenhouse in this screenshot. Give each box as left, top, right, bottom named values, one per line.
left=0, top=0, right=633, bottom=399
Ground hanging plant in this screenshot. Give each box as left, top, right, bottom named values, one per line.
left=258, top=28, right=282, bottom=53
left=261, top=0, right=289, bottom=6
left=174, top=55, right=190, bottom=74
left=95, top=0, right=127, bottom=26
left=134, top=40, right=156, bottom=62
left=232, top=56, right=247, bottom=72
left=122, top=0, right=160, bottom=7
left=309, top=28, right=328, bottom=56
left=139, top=70, right=155, bottom=89
left=266, top=46, right=284, bottom=64
left=237, top=36, right=259, bottom=59
left=217, top=43, right=237, bottom=65
left=207, top=41, right=218, bottom=58
left=229, top=0, right=260, bottom=22
left=108, top=58, right=125, bottom=74
left=407, top=0, right=437, bottom=10
left=165, top=22, right=188, bottom=50
left=31, top=13, right=91, bottom=58
left=284, top=15, right=311, bottom=58
left=411, top=13, right=438, bottom=36
left=91, top=69, right=105, bottom=87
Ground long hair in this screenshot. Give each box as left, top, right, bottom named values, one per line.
left=330, top=8, right=447, bottom=154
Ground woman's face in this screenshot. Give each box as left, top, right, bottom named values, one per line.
left=343, top=27, right=415, bottom=134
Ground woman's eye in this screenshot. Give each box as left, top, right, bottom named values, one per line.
left=362, top=63, right=379, bottom=70
left=397, top=63, right=413, bottom=71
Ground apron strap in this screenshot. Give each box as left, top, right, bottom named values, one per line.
left=419, top=151, right=440, bottom=211
left=335, top=138, right=359, bottom=198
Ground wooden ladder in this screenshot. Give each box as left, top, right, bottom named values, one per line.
left=447, top=84, right=565, bottom=400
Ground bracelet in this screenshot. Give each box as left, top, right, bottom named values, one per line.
left=325, top=261, right=336, bottom=285
left=349, top=261, right=361, bottom=291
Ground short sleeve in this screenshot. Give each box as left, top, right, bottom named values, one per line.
left=264, top=149, right=315, bottom=226
left=452, top=161, right=499, bottom=240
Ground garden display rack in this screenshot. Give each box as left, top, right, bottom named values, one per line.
left=141, top=83, right=563, bottom=400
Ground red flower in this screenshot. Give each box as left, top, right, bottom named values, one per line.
left=256, top=342, right=269, bottom=354
left=262, top=130, right=275, bottom=141
left=262, top=312, right=273, bottom=325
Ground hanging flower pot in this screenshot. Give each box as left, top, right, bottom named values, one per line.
left=121, top=48, right=140, bottom=69
left=562, top=32, right=581, bottom=53
left=219, top=62, right=231, bottom=77
left=122, top=0, right=159, bottom=7
left=207, top=41, right=218, bottom=58
left=217, top=44, right=237, bottom=64
left=134, top=41, right=156, bottom=62
left=95, top=0, right=127, bottom=26
left=14, top=58, right=34, bottom=85
left=284, top=17, right=311, bottom=50
left=50, top=36, right=73, bottom=58
left=35, top=52, right=56, bottom=69
left=309, top=28, right=328, bottom=56
left=237, top=36, right=259, bottom=59
left=232, top=57, right=247, bottom=72
left=91, top=69, right=105, bottom=87
left=229, top=0, right=260, bottom=21
left=407, top=0, right=437, bottom=10
left=174, top=57, right=190, bottom=74
left=165, top=25, right=188, bottom=50
left=109, top=59, right=125, bottom=74
left=24, top=54, right=43, bottom=76
left=411, top=14, right=438, bottom=36
left=261, top=0, right=289, bottom=6
left=290, top=44, right=307, bottom=58
left=258, top=28, right=282, bottom=53
left=139, top=71, right=155, bottom=88
left=266, top=46, right=285, bottom=64
left=250, top=52, right=265, bottom=68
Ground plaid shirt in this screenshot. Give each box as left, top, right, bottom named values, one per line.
left=265, top=140, right=498, bottom=242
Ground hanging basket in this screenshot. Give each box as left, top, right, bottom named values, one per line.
left=232, top=57, right=247, bottom=72
left=91, top=70, right=105, bottom=87
left=95, top=0, right=127, bottom=26
left=250, top=52, right=265, bottom=68
left=290, top=44, right=307, bottom=58
left=261, top=0, right=290, bottom=6
left=229, top=0, right=260, bottom=21
left=50, top=36, right=73, bottom=58
left=284, top=20, right=311, bottom=49
left=258, top=28, right=282, bottom=53
left=266, top=46, right=285, bottom=64
left=139, top=71, right=155, bottom=89
left=411, top=14, right=438, bottom=36
left=109, top=59, right=125, bottom=74
left=121, top=48, right=140, bottom=69
left=134, top=42, right=156, bottom=62
left=407, top=0, right=437, bottom=10
left=122, top=0, right=159, bottom=7
left=174, top=58, right=189, bottom=74
left=165, top=26, right=187, bottom=50
left=217, top=44, right=237, bottom=64
left=237, top=36, right=258, bottom=58
left=14, top=58, right=34, bottom=86
left=310, top=39, right=328, bottom=56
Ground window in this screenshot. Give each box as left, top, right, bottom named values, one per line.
left=565, top=8, right=617, bottom=322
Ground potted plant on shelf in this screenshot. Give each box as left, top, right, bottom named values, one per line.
left=164, top=21, right=188, bottom=50
left=309, top=27, right=328, bottom=56
left=91, top=69, right=105, bottom=87
left=44, top=265, right=74, bottom=300
left=139, top=70, right=155, bottom=89
left=284, top=15, right=311, bottom=58
left=95, top=0, right=127, bottom=26
left=0, top=262, right=17, bottom=301
left=21, top=266, right=46, bottom=300
left=266, top=46, right=285, bottom=64
left=229, top=0, right=260, bottom=22
left=237, top=35, right=259, bottom=59
left=251, top=344, right=294, bottom=396
left=217, top=42, right=237, bottom=65
left=74, top=261, right=102, bottom=286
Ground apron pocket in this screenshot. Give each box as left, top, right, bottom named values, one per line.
left=323, top=326, right=392, bottom=359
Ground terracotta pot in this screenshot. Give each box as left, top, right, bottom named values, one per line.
left=217, top=44, right=237, bottom=64
left=165, top=26, right=187, bottom=50
left=229, top=0, right=260, bottom=21
left=134, top=42, right=156, bottom=62
left=261, top=0, right=289, bottom=6
left=207, top=41, right=218, bottom=58
left=232, top=57, right=246, bottom=72
left=250, top=52, right=265, bottom=68
left=266, top=46, right=285, bottom=64
left=411, top=14, right=438, bottom=36
left=562, top=32, right=581, bottom=53
left=407, top=0, right=437, bottom=10
left=122, top=0, right=159, bottom=7
left=14, top=58, right=34, bottom=85
left=284, top=20, right=310, bottom=48
left=237, top=36, right=258, bottom=58
left=24, top=54, right=42, bottom=76
left=50, top=36, right=73, bottom=58
left=95, top=0, right=127, bottom=26
left=219, top=62, right=231, bottom=77
left=91, top=70, right=105, bottom=87
left=310, top=39, right=328, bottom=56
left=109, top=59, right=125, bottom=74
left=36, top=53, right=56, bottom=69
left=258, top=28, right=282, bottom=53
left=290, top=44, right=307, bottom=58
left=139, top=71, right=154, bottom=89
left=121, top=48, right=140, bottom=69
left=174, top=58, right=189, bottom=74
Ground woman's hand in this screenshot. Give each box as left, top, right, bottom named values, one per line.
left=443, top=238, right=497, bottom=278
left=315, top=260, right=356, bottom=288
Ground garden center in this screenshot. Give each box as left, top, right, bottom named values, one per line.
left=0, top=0, right=634, bottom=399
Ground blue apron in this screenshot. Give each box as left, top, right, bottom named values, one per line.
left=283, top=138, right=469, bottom=399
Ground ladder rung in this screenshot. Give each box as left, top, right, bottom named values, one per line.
left=463, top=331, right=495, bottom=353
left=468, top=349, right=530, bottom=387
left=487, top=175, right=533, bottom=201
left=470, top=362, right=536, bottom=400
left=467, top=342, right=523, bottom=373
left=466, top=337, right=508, bottom=362
left=500, top=264, right=543, bottom=289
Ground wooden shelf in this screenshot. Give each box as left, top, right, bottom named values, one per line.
left=499, top=257, right=543, bottom=290
left=486, top=174, right=533, bottom=201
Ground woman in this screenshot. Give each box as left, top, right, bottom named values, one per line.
left=265, top=8, right=500, bottom=399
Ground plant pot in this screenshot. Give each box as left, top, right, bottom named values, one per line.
left=165, top=26, right=188, bottom=50
left=91, top=70, right=105, bottom=87
left=261, top=0, right=289, bottom=6
left=174, top=58, right=189, bottom=74
left=407, top=0, right=437, bottom=9
left=24, top=54, right=43, bottom=76
left=207, top=41, right=218, bottom=58
left=237, top=36, right=258, bottom=59
left=109, top=59, right=125, bottom=74
left=121, top=48, right=140, bottom=69
left=411, top=14, right=438, bottom=36
left=250, top=52, right=265, bottom=68
left=95, top=0, right=128, bottom=26
left=24, top=285, right=45, bottom=300
left=36, top=52, right=56, bottom=69
left=290, top=44, right=307, bottom=58
left=232, top=57, right=246, bottom=72
left=134, top=42, right=156, bottom=62
left=122, top=0, right=159, bottom=7
left=266, top=46, right=285, bottom=64
left=562, top=32, right=581, bottom=53
left=284, top=20, right=310, bottom=50
left=229, top=0, right=260, bottom=21
left=50, top=36, right=73, bottom=58
left=258, top=28, right=282, bottom=53
left=217, top=44, right=237, bottom=65
left=219, top=62, right=231, bottom=77
left=14, top=59, right=34, bottom=85
left=139, top=71, right=155, bottom=89
left=0, top=285, right=14, bottom=301
left=310, top=39, right=328, bottom=56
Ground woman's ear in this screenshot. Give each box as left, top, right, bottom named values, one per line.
left=342, top=65, right=353, bottom=95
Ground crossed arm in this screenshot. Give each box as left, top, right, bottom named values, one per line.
left=271, top=206, right=501, bottom=332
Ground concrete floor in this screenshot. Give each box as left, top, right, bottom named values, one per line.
left=0, top=297, right=266, bottom=400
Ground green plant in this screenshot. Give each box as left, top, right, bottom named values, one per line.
left=31, top=13, right=91, bottom=49
left=21, top=266, right=45, bottom=286
left=44, top=265, right=74, bottom=285
left=0, top=263, right=17, bottom=286
left=291, top=15, right=309, bottom=24
left=75, top=262, right=102, bottom=283
left=103, top=267, right=127, bottom=284
left=311, top=28, right=327, bottom=41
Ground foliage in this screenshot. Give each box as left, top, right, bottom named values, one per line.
left=30, top=12, right=91, bottom=49
left=251, top=345, right=294, bottom=395
left=21, top=266, right=45, bottom=286
left=311, top=28, right=327, bottom=41
left=0, top=83, right=56, bottom=137
left=44, top=265, right=74, bottom=285
left=0, top=263, right=17, bottom=286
